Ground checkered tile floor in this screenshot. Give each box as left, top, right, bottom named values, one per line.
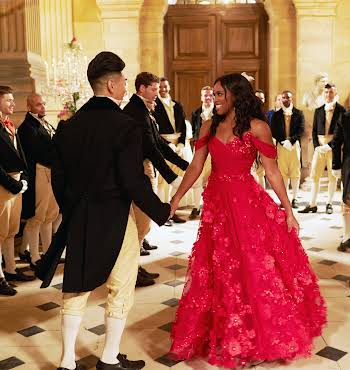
left=0, top=189, right=349, bottom=369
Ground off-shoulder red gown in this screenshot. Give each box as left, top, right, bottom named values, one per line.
left=170, top=132, right=326, bottom=368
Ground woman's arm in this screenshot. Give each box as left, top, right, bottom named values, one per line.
left=170, top=120, right=212, bottom=215
left=251, top=119, right=299, bottom=233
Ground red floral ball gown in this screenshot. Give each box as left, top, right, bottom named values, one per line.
left=170, top=132, right=326, bottom=368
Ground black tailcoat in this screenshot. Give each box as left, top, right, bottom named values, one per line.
left=154, top=97, right=187, bottom=145
left=332, top=110, right=350, bottom=204
left=38, top=97, right=170, bottom=292
left=312, top=103, right=345, bottom=148
left=123, top=94, right=188, bottom=184
left=270, top=107, right=305, bottom=145
left=0, top=125, right=27, bottom=194
left=17, top=113, right=56, bottom=219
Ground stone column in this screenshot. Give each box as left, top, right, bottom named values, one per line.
left=139, top=0, right=168, bottom=77
left=96, top=0, right=144, bottom=92
left=293, top=0, right=340, bottom=173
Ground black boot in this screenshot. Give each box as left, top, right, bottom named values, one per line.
left=291, top=199, right=298, bottom=209
left=171, top=214, right=186, bottom=223
left=96, top=359, right=137, bottom=369
left=0, top=277, right=17, bottom=296
left=18, top=250, right=31, bottom=263
left=298, top=204, right=317, bottom=213
left=138, top=266, right=159, bottom=279
left=117, top=353, right=145, bottom=369
left=326, top=203, right=333, bottom=214
left=142, top=239, right=157, bottom=250
left=337, top=239, right=350, bottom=252
left=135, top=273, right=155, bottom=287
left=189, top=208, right=200, bottom=220
left=139, top=247, right=150, bottom=256
left=4, top=268, right=36, bottom=282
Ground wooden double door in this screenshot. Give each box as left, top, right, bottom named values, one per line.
left=164, top=4, right=268, bottom=118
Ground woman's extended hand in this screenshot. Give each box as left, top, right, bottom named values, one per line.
left=286, top=213, right=300, bottom=235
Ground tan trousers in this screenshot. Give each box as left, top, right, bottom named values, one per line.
left=62, top=214, right=139, bottom=318
left=25, top=164, right=59, bottom=227
left=132, top=160, right=158, bottom=244
left=0, top=173, right=22, bottom=243
left=23, top=164, right=59, bottom=259
left=277, top=142, right=301, bottom=179
left=0, top=173, right=22, bottom=275
left=310, top=149, right=336, bottom=182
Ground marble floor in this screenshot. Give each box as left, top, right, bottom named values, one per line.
left=0, top=189, right=349, bottom=370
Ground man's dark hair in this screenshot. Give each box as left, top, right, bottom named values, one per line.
left=325, top=82, right=336, bottom=89
left=255, top=89, right=264, bottom=94
left=0, top=86, right=13, bottom=97
left=160, top=77, right=169, bottom=83
left=135, top=72, right=159, bottom=92
left=87, top=51, right=125, bottom=89
left=282, top=90, right=293, bottom=96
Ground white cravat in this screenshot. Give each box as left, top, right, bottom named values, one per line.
left=324, top=101, right=336, bottom=111
left=281, top=103, right=293, bottom=116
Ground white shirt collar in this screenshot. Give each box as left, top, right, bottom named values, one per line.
left=95, top=95, right=121, bottom=106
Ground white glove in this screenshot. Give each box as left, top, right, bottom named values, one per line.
left=281, top=140, right=293, bottom=151
left=332, top=169, right=341, bottom=178
left=176, top=143, right=184, bottom=157
left=19, top=180, right=28, bottom=194
left=320, top=144, right=332, bottom=153
left=171, top=176, right=183, bottom=189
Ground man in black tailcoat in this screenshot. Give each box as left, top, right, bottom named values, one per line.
left=38, top=52, right=170, bottom=370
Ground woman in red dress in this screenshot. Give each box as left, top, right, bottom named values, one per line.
left=169, top=73, right=326, bottom=369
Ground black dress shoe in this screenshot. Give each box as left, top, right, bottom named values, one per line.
left=135, top=273, right=155, bottom=287
left=298, top=205, right=317, bottom=213
left=142, top=239, right=157, bottom=250
left=291, top=199, right=298, bottom=209
left=4, top=269, right=35, bottom=282
left=18, top=250, right=31, bottom=263
left=171, top=214, right=186, bottom=223
left=0, top=278, right=17, bottom=296
left=96, top=359, right=135, bottom=369
left=337, top=239, right=350, bottom=252
left=57, top=362, right=87, bottom=370
left=326, top=203, right=333, bottom=214
left=138, top=266, right=159, bottom=279
left=189, top=208, right=200, bottom=220
left=140, top=247, right=150, bottom=256
left=117, top=353, right=145, bottom=369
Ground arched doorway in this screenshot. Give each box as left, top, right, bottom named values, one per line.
left=164, top=2, right=268, bottom=117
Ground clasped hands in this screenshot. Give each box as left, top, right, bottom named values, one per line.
left=315, top=144, right=332, bottom=154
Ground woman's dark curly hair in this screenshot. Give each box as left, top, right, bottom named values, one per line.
left=210, top=73, right=267, bottom=138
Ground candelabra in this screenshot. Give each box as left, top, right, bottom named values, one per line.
left=42, top=37, right=92, bottom=120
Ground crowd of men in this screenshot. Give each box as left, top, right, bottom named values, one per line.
left=0, top=72, right=349, bottom=299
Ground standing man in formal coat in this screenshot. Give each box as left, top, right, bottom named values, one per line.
left=49, top=52, right=170, bottom=370
left=154, top=77, right=187, bottom=222
left=299, top=83, right=345, bottom=214
left=271, top=90, right=305, bottom=208
left=18, top=93, right=59, bottom=268
left=0, top=86, right=35, bottom=296
left=189, top=86, right=214, bottom=219
left=123, top=72, right=188, bottom=262
left=332, top=109, right=350, bottom=251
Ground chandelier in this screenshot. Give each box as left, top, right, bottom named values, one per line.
left=42, top=37, right=93, bottom=119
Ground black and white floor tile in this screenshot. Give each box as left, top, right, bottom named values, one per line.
left=0, top=189, right=349, bottom=369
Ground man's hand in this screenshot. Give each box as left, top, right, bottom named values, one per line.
left=332, top=169, right=341, bottom=178
left=19, top=180, right=28, bottom=194
left=281, top=140, right=293, bottom=151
